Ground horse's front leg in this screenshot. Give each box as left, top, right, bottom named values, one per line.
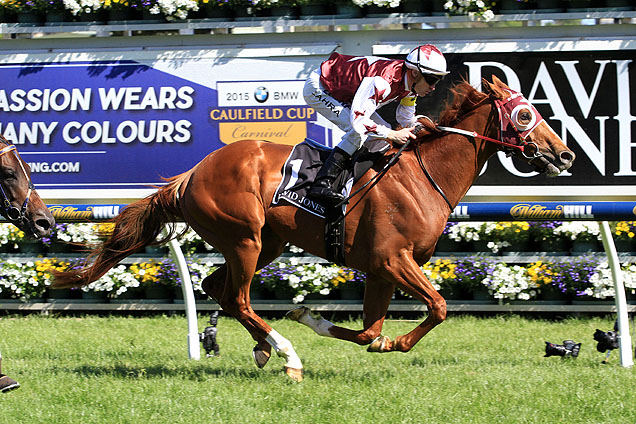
left=368, top=253, right=447, bottom=353
left=286, top=275, right=394, bottom=345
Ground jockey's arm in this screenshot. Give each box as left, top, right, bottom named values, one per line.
left=391, top=95, right=421, bottom=144
left=349, top=77, right=417, bottom=146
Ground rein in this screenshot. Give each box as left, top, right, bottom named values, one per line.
left=336, top=127, right=417, bottom=212
left=413, top=141, right=453, bottom=211
left=338, top=90, right=545, bottom=215
left=338, top=123, right=454, bottom=214
left=436, top=125, right=541, bottom=160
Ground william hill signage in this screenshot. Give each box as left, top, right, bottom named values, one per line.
left=509, top=204, right=594, bottom=219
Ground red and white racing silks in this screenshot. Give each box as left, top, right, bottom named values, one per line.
left=319, top=52, right=417, bottom=142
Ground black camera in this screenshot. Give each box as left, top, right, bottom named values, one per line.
left=199, top=311, right=220, bottom=358
left=544, top=340, right=581, bottom=358
left=593, top=329, right=619, bottom=353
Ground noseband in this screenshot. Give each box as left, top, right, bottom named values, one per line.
left=0, top=144, right=33, bottom=223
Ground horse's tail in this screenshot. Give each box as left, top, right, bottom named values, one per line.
left=52, top=172, right=191, bottom=289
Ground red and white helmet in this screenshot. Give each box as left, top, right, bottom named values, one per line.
left=405, top=45, right=449, bottom=76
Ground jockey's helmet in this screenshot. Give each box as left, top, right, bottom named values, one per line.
left=405, top=45, right=449, bottom=77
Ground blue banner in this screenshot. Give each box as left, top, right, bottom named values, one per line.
left=0, top=56, right=329, bottom=192
left=450, top=202, right=636, bottom=221
left=3, top=202, right=635, bottom=222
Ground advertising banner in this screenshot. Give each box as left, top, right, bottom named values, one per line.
left=0, top=40, right=633, bottom=201
left=0, top=47, right=337, bottom=199
left=2, top=201, right=631, bottom=223
left=416, top=48, right=636, bottom=199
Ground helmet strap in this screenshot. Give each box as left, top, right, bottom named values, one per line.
left=407, top=68, right=418, bottom=95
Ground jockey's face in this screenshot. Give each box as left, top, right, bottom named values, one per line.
left=408, top=69, right=436, bottom=97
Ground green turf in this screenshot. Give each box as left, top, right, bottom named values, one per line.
left=1, top=314, right=634, bottom=423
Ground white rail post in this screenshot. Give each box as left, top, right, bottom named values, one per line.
left=599, top=221, right=633, bottom=368
left=164, top=225, right=201, bottom=360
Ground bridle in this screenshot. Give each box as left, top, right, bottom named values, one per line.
left=0, top=141, right=34, bottom=224
left=437, top=90, right=546, bottom=165
left=436, top=125, right=541, bottom=159
left=340, top=88, right=550, bottom=214
left=414, top=90, right=548, bottom=211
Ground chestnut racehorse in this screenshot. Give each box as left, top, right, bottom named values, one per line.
left=53, top=76, right=574, bottom=382
left=0, top=135, right=54, bottom=239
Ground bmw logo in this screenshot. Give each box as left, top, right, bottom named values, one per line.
left=254, top=86, right=269, bottom=103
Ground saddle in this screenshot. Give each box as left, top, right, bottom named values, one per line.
left=271, top=138, right=390, bottom=265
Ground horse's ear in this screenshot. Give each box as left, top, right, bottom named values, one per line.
left=483, top=75, right=506, bottom=99
left=490, top=74, right=506, bottom=88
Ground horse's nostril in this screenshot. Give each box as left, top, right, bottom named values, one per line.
left=36, top=218, right=52, bottom=232
left=559, top=151, right=575, bottom=164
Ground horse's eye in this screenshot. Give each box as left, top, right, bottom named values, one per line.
left=0, top=167, right=17, bottom=180
left=517, top=109, right=533, bottom=126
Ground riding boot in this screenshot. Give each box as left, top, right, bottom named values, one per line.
left=308, top=147, right=352, bottom=204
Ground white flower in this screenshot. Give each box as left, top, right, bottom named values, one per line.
left=554, top=221, right=601, bottom=241
left=482, top=263, right=537, bottom=301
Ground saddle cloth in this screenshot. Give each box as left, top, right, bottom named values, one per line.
left=271, top=138, right=390, bottom=218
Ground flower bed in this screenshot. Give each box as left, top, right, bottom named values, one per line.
left=1, top=254, right=635, bottom=304
left=440, top=220, right=632, bottom=254
left=0, top=0, right=624, bottom=24
left=1, top=222, right=636, bottom=303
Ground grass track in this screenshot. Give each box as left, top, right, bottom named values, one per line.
left=1, top=314, right=635, bottom=423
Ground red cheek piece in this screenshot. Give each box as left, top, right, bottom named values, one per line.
left=495, top=92, right=544, bottom=145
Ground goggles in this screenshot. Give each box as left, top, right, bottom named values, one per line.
left=422, top=73, right=443, bottom=87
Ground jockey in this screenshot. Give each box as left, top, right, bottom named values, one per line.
left=303, top=44, right=449, bottom=204
left=0, top=351, right=19, bottom=393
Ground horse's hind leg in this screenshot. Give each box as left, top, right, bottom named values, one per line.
left=221, top=243, right=304, bottom=381
left=247, top=230, right=288, bottom=369
left=287, top=275, right=394, bottom=346
left=203, top=229, right=303, bottom=379
left=202, top=261, right=274, bottom=367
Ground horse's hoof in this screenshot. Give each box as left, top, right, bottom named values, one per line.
left=0, top=375, right=20, bottom=393
left=252, top=346, right=271, bottom=369
left=285, top=306, right=310, bottom=322
left=367, top=335, right=391, bottom=353
left=285, top=367, right=303, bottom=382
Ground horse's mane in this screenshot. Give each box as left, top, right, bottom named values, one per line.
left=437, top=81, right=490, bottom=127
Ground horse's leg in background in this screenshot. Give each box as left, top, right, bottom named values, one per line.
left=201, top=265, right=226, bottom=304
left=369, top=253, right=446, bottom=353
left=287, top=275, right=394, bottom=346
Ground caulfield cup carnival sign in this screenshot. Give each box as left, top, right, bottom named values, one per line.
left=0, top=42, right=632, bottom=201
